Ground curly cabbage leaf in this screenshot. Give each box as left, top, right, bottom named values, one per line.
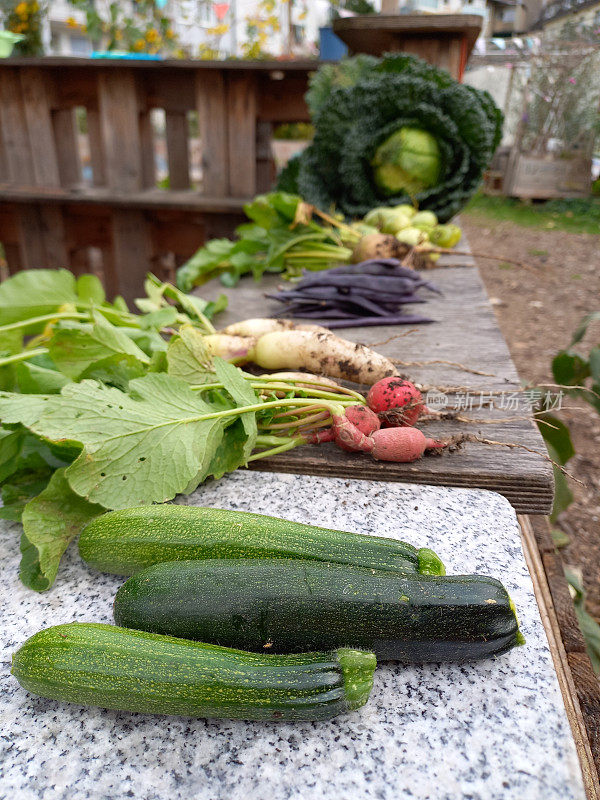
left=280, top=53, right=503, bottom=222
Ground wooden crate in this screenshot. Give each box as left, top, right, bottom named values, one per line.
left=332, top=14, right=483, bottom=80
left=0, top=58, right=314, bottom=302
left=505, top=152, right=592, bottom=199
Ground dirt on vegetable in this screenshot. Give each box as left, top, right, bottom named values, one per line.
left=462, top=214, right=600, bottom=619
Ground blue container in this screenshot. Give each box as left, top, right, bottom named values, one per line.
left=319, top=26, right=348, bottom=60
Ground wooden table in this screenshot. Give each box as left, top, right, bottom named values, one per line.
left=201, top=259, right=554, bottom=515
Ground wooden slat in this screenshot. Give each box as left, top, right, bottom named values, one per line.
left=198, top=263, right=554, bottom=514
left=226, top=74, right=257, bottom=196
left=0, top=69, right=35, bottom=184
left=195, top=71, right=228, bottom=196
left=165, top=111, right=190, bottom=190
left=15, top=206, right=46, bottom=269
left=519, top=515, right=600, bottom=800
left=86, top=109, right=106, bottom=187
left=38, top=206, right=69, bottom=267
left=3, top=243, right=22, bottom=275
left=20, top=68, right=61, bottom=187
left=0, top=186, right=248, bottom=212
left=138, top=111, right=156, bottom=190
left=256, top=121, right=274, bottom=194
left=97, top=70, right=143, bottom=191
left=110, top=209, right=150, bottom=304
left=52, top=109, right=81, bottom=187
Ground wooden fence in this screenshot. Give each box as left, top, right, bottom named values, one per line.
left=0, top=58, right=313, bottom=301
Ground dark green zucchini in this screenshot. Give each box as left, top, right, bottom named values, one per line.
left=11, top=623, right=376, bottom=721
left=79, top=504, right=444, bottom=576
left=113, top=559, right=524, bottom=662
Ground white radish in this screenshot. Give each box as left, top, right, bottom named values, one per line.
left=250, top=330, right=398, bottom=386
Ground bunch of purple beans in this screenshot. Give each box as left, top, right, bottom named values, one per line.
left=266, top=259, right=440, bottom=329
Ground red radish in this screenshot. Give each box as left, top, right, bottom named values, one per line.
left=370, top=427, right=444, bottom=462
left=303, top=427, right=335, bottom=444
left=344, top=405, right=380, bottom=436
left=332, top=414, right=374, bottom=454
left=366, top=377, right=425, bottom=427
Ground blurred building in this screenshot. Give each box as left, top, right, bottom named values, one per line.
left=532, top=0, right=600, bottom=32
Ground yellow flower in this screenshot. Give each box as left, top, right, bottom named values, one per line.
left=206, top=23, right=229, bottom=36
left=145, top=28, right=159, bottom=42
left=30, top=1, right=39, bottom=11
left=66, top=16, right=78, bottom=28
left=15, top=2, right=27, bottom=14
left=165, top=27, right=174, bottom=39
left=133, top=38, right=145, bottom=51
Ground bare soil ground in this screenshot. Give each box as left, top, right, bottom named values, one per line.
left=461, top=214, right=600, bottom=617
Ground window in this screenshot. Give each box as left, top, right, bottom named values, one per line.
left=69, top=35, right=92, bottom=56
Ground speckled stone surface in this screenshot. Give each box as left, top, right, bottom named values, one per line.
left=0, top=472, right=584, bottom=800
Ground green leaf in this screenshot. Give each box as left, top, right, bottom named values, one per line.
left=20, top=374, right=248, bottom=509
left=589, top=347, right=600, bottom=384
left=570, top=311, right=600, bottom=346
left=78, top=353, right=148, bottom=391
left=0, top=269, right=78, bottom=327
left=15, top=362, right=70, bottom=394
left=0, top=327, right=24, bottom=355
left=537, top=413, right=575, bottom=464
left=0, top=391, right=52, bottom=428
left=0, top=428, right=26, bottom=482
left=76, top=274, right=106, bottom=305
left=176, top=239, right=236, bottom=291
left=213, top=358, right=258, bottom=462
left=49, top=313, right=150, bottom=378
left=545, top=441, right=574, bottom=521
left=139, top=307, right=178, bottom=330
left=551, top=351, right=590, bottom=388
left=166, top=326, right=215, bottom=384
left=551, top=528, right=570, bottom=548
left=565, top=568, right=600, bottom=674
left=19, top=468, right=105, bottom=591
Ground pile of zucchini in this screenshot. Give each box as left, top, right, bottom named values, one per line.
left=12, top=506, right=524, bottom=722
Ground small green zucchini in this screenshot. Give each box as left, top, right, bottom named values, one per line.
left=78, top=504, right=444, bottom=576
left=113, top=559, right=524, bottom=662
left=11, top=623, right=376, bottom=721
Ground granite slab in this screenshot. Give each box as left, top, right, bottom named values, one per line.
left=0, top=473, right=584, bottom=800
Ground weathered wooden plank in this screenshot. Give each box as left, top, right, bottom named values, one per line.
left=110, top=209, right=150, bottom=304
left=86, top=109, right=106, bottom=187
left=165, top=110, right=190, bottom=190
left=138, top=111, right=156, bottom=190
left=195, top=71, right=228, bottom=196
left=15, top=206, right=46, bottom=268
left=198, top=262, right=554, bottom=514
left=97, top=71, right=143, bottom=192
left=20, top=68, right=61, bottom=187
left=256, top=121, right=274, bottom=194
left=226, top=74, right=257, bottom=196
left=38, top=206, right=69, bottom=267
left=0, top=69, right=35, bottom=184
left=3, top=243, right=22, bottom=275
left=52, top=108, right=82, bottom=187
left=519, top=515, right=600, bottom=800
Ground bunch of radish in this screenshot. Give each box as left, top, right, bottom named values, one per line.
left=309, top=376, right=446, bottom=463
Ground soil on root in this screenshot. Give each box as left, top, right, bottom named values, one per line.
left=462, top=214, right=600, bottom=619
